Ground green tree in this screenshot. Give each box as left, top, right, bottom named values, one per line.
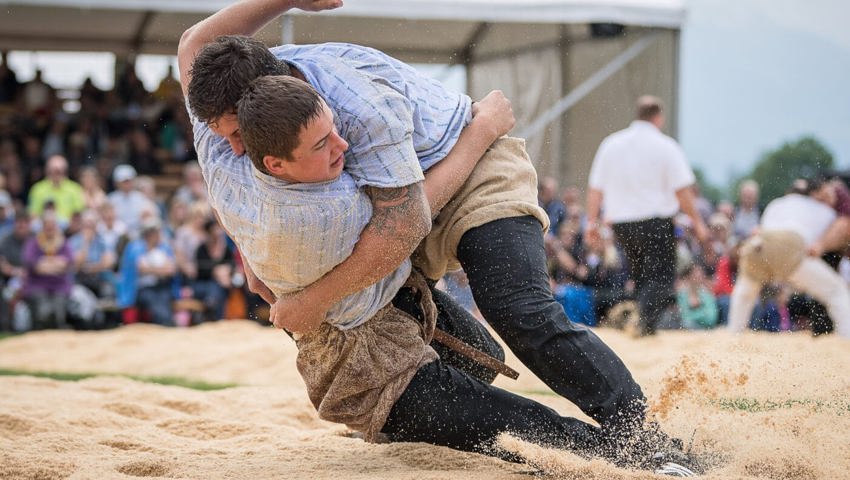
left=745, top=136, right=834, bottom=204
left=692, top=166, right=724, bottom=204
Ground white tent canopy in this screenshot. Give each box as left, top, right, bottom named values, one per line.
left=0, top=0, right=684, bottom=55
left=0, top=0, right=685, bottom=185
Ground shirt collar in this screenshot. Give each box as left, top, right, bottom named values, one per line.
left=631, top=120, right=658, bottom=130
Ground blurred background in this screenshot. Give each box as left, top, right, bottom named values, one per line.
left=0, top=0, right=847, bottom=334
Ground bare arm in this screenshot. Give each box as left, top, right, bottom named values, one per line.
left=585, top=188, right=603, bottom=227
left=676, top=185, right=709, bottom=244
left=268, top=92, right=516, bottom=333
left=0, top=257, right=23, bottom=278
left=322, top=183, right=432, bottom=301
left=583, top=187, right=604, bottom=244
left=809, top=216, right=850, bottom=256
left=177, top=0, right=342, bottom=97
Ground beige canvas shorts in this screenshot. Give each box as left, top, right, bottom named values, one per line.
left=413, top=136, right=549, bottom=280
left=739, top=230, right=806, bottom=284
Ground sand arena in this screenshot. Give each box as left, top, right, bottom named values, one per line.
left=0, top=321, right=847, bottom=479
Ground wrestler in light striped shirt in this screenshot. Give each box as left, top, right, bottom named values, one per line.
left=193, top=117, right=409, bottom=330
left=191, top=43, right=470, bottom=329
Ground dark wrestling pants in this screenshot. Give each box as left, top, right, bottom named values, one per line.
left=456, top=216, right=647, bottom=433
left=382, top=282, right=605, bottom=458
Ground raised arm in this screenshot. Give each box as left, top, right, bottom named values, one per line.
left=268, top=92, right=516, bottom=333
left=177, top=0, right=342, bottom=97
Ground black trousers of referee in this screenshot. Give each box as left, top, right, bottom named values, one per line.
left=612, top=217, right=678, bottom=336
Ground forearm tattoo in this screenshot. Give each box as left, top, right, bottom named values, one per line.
left=366, top=183, right=426, bottom=237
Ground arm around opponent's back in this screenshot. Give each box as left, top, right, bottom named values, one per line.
left=268, top=92, right=517, bottom=333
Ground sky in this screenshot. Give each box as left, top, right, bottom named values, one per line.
left=4, top=0, right=849, bottom=187
left=679, top=0, right=850, bottom=185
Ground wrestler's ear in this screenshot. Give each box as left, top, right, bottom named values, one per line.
left=263, top=155, right=286, bottom=175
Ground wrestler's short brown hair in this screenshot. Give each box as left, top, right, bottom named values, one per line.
left=237, top=75, right=325, bottom=174
left=636, top=95, right=663, bottom=121
left=188, top=35, right=291, bottom=123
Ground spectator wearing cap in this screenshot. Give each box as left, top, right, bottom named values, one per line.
left=107, top=164, right=156, bottom=236
left=27, top=155, right=85, bottom=224
left=116, top=219, right=177, bottom=326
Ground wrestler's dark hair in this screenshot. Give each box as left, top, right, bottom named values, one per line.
left=636, top=95, right=663, bottom=121
left=803, top=174, right=831, bottom=195
left=237, top=75, right=325, bottom=175
left=187, top=35, right=291, bottom=123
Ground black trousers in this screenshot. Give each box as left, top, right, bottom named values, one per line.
left=391, top=284, right=505, bottom=384
left=612, top=217, right=677, bottom=335
left=457, top=216, right=646, bottom=431
left=383, top=282, right=605, bottom=459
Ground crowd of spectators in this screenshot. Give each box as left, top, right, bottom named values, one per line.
left=540, top=175, right=848, bottom=336
left=0, top=53, right=263, bottom=332
left=539, top=173, right=850, bottom=334
left=1, top=52, right=845, bottom=337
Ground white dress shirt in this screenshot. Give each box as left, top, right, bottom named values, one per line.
left=588, top=120, right=695, bottom=224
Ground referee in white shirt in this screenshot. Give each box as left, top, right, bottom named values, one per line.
left=586, top=96, right=708, bottom=335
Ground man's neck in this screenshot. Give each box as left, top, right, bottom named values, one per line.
left=290, top=66, right=306, bottom=83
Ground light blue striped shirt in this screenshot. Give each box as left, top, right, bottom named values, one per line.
left=191, top=42, right=471, bottom=329
left=276, top=43, right=472, bottom=187
left=193, top=119, right=410, bottom=330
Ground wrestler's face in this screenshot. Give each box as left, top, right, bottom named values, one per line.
left=209, top=113, right=245, bottom=156
left=270, top=102, right=349, bottom=183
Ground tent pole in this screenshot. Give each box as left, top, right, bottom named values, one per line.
left=518, top=31, right=660, bottom=141
left=459, top=22, right=490, bottom=94
left=555, top=23, right=571, bottom=182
